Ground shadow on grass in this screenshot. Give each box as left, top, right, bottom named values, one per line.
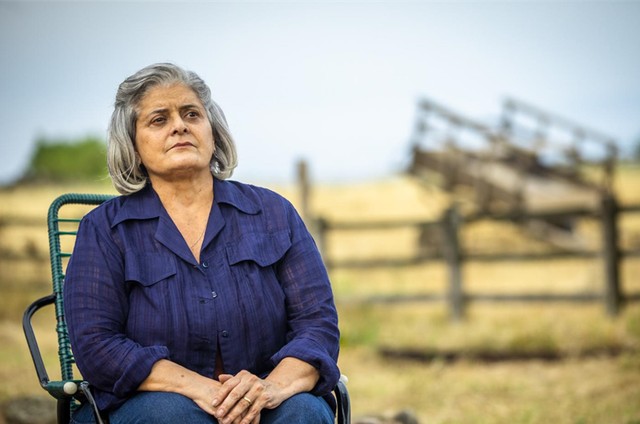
left=379, top=345, right=634, bottom=363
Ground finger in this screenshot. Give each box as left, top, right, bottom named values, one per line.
left=218, top=394, right=253, bottom=424
left=212, top=373, right=245, bottom=408
left=237, top=382, right=267, bottom=424
left=219, top=373, right=234, bottom=383
left=245, top=410, right=261, bottom=424
left=238, top=400, right=261, bottom=424
left=214, top=372, right=258, bottom=419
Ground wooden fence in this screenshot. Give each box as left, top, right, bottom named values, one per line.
left=314, top=193, right=640, bottom=319
left=3, top=174, right=639, bottom=321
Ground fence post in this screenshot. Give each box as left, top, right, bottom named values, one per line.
left=600, top=192, right=621, bottom=316
left=315, top=217, right=329, bottom=269
left=442, top=203, right=464, bottom=320
left=296, top=159, right=310, bottom=223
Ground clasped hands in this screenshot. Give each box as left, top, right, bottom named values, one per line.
left=210, top=370, right=283, bottom=424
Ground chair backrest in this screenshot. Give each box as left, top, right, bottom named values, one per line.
left=23, top=193, right=113, bottom=423
left=47, top=193, right=115, bottom=382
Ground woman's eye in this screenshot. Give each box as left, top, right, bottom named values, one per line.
left=151, top=116, right=166, bottom=125
left=185, top=111, right=199, bottom=119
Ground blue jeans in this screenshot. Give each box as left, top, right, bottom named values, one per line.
left=70, top=391, right=334, bottom=424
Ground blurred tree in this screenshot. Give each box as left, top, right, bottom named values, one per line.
left=21, top=136, right=108, bottom=183
left=634, top=135, right=640, bottom=163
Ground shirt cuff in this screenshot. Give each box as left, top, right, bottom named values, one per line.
left=270, top=338, right=340, bottom=396
left=112, top=345, right=171, bottom=398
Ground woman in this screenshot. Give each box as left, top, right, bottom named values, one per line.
left=64, top=63, right=340, bottom=424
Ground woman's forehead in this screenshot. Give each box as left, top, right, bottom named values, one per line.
left=138, top=83, right=202, bottom=111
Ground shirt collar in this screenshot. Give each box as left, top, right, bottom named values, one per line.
left=111, top=178, right=261, bottom=227
left=213, top=179, right=262, bottom=215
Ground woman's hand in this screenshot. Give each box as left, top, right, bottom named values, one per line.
left=211, top=371, right=274, bottom=424
left=189, top=377, right=227, bottom=417
left=211, top=357, right=320, bottom=424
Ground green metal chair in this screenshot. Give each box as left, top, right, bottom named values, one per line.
left=23, top=193, right=350, bottom=424
left=23, top=193, right=114, bottom=423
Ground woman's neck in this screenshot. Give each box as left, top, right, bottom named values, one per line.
left=149, top=172, right=214, bottom=262
left=150, top=172, right=214, bottom=209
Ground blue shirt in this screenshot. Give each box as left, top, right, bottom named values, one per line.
left=63, top=179, right=340, bottom=412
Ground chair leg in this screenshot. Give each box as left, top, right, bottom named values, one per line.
left=335, top=378, right=351, bottom=424
left=57, top=398, right=70, bottom=424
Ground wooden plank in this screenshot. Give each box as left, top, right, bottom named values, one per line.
left=337, top=293, right=444, bottom=305
left=601, top=194, right=621, bottom=316
left=468, top=293, right=602, bottom=302
left=443, top=205, right=464, bottom=320
left=336, top=292, right=640, bottom=305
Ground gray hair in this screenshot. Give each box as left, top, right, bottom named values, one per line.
left=107, top=63, right=238, bottom=194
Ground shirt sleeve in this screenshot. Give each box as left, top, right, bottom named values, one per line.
left=63, top=215, right=170, bottom=408
left=268, top=200, right=341, bottom=396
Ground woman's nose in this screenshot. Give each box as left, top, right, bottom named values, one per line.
left=172, top=118, right=189, bottom=135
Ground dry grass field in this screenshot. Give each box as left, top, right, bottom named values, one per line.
left=1, top=164, right=640, bottom=423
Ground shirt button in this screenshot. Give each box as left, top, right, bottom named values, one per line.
left=211, top=291, right=218, bottom=299
left=221, top=330, right=229, bottom=338
left=202, top=261, right=209, bottom=268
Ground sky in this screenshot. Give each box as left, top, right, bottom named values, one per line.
left=1, top=1, right=639, bottom=186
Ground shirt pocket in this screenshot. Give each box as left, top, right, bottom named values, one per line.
left=123, top=252, right=179, bottom=346
left=225, top=230, right=292, bottom=296
left=124, top=251, right=177, bottom=287
left=225, top=231, right=290, bottom=348
left=225, top=230, right=291, bottom=267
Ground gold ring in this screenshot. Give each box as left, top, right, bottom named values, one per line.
left=243, top=396, right=253, bottom=405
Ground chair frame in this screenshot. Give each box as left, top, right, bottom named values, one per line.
left=23, top=193, right=115, bottom=423
left=23, top=193, right=350, bottom=424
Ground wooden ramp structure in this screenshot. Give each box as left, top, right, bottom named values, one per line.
left=408, top=97, right=618, bottom=250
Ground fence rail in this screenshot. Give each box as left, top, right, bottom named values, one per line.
left=3, top=185, right=639, bottom=319
left=315, top=193, right=640, bottom=319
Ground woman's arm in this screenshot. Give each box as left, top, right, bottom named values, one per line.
left=267, top=199, right=341, bottom=395
left=139, top=359, right=223, bottom=416
left=264, top=356, right=320, bottom=402
left=65, top=217, right=171, bottom=406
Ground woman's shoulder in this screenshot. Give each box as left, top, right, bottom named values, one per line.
left=80, top=190, right=146, bottom=226
left=217, top=180, right=304, bottom=231
left=218, top=179, right=294, bottom=209
left=80, top=195, right=121, bottom=220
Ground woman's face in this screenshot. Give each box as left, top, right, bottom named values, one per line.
left=134, top=83, right=215, bottom=182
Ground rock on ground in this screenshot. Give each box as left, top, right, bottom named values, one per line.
left=354, top=409, right=420, bottom=424
left=2, top=396, right=56, bottom=424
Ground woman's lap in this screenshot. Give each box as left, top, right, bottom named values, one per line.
left=70, top=392, right=214, bottom=424
left=70, top=391, right=333, bottom=424
left=262, top=392, right=334, bottom=424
